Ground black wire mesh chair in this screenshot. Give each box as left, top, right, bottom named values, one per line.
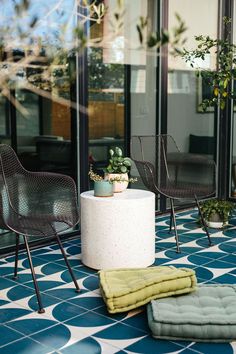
left=0, top=144, right=80, bottom=313
left=131, top=135, right=216, bottom=253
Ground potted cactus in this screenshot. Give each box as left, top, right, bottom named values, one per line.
left=104, top=147, right=134, bottom=193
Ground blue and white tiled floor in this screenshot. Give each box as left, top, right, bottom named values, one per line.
left=0, top=209, right=236, bottom=354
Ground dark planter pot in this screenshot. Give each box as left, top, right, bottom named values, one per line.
left=206, top=212, right=228, bottom=229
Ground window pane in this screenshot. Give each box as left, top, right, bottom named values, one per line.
left=167, top=0, right=219, bottom=206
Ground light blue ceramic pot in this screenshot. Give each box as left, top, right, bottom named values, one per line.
left=94, top=180, right=113, bottom=197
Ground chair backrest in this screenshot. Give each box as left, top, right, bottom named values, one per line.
left=131, top=135, right=179, bottom=191
left=131, top=135, right=216, bottom=193
left=159, top=135, right=216, bottom=188
left=0, top=144, right=27, bottom=229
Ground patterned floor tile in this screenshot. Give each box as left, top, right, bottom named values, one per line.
left=93, top=322, right=147, bottom=350
left=0, top=208, right=235, bottom=353
left=0, top=302, right=32, bottom=324
left=0, top=325, right=23, bottom=347
left=94, top=305, right=128, bottom=321
left=124, top=335, right=185, bottom=354
left=0, top=337, right=52, bottom=354
left=0, top=265, right=25, bottom=276
left=65, top=310, right=117, bottom=330
left=5, top=272, right=44, bottom=284
left=6, top=283, right=36, bottom=301
left=7, top=317, right=58, bottom=336
left=0, top=277, right=18, bottom=290
left=43, top=289, right=81, bottom=303
left=19, top=293, right=62, bottom=312
left=60, top=336, right=119, bottom=354
left=120, top=309, right=149, bottom=333
left=30, top=323, right=72, bottom=350
left=68, top=292, right=105, bottom=310
left=24, top=280, right=66, bottom=292
left=211, top=273, right=236, bottom=284
left=52, top=301, right=88, bottom=322
left=189, top=342, right=234, bottom=354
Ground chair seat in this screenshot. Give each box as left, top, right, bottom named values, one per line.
left=7, top=213, right=74, bottom=237
left=161, top=182, right=215, bottom=199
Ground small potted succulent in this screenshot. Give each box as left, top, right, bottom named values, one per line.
left=200, top=199, right=235, bottom=228
left=88, top=166, right=113, bottom=197
left=104, top=147, right=135, bottom=193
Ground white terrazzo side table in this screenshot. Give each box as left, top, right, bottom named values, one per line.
left=80, top=189, right=155, bottom=270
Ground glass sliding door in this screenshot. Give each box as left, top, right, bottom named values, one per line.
left=0, top=0, right=78, bottom=252
left=129, top=0, right=158, bottom=193
left=230, top=3, right=236, bottom=198
left=167, top=0, right=219, bottom=207
left=14, top=0, right=77, bottom=179
left=87, top=0, right=158, bottom=192
left=87, top=1, right=125, bottom=179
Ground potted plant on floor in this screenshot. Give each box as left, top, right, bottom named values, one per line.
left=104, top=147, right=135, bottom=192
left=200, top=199, right=235, bottom=228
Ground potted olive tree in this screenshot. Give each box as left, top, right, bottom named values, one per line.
left=200, top=199, right=235, bottom=228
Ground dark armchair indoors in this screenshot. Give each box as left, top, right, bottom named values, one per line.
left=0, top=144, right=80, bottom=313
left=131, top=135, right=216, bottom=253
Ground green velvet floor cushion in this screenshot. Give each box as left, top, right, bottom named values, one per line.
left=147, top=284, right=236, bottom=342
left=99, top=266, right=196, bottom=314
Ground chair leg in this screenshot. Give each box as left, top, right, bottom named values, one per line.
left=13, top=233, right=19, bottom=279
left=195, top=195, right=212, bottom=247
left=55, top=233, right=80, bottom=292
left=23, top=236, right=45, bottom=314
left=169, top=202, right=173, bottom=233
left=170, top=199, right=181, bottom=253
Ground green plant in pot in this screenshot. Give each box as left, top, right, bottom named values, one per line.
left=180, top=17, right=236, bottom=113
left=88, top=166, right=113, bottom=197
left=104, top=147, right=135, bottom=193
left=200, top=199, right=235, bottom=228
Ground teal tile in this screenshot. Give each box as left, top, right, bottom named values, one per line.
left=52, top=301, right=87, bottom=322
left=31, top=323, right=71, bottom=350
left=0, top=278, right=16, bottom=290
left=0, top=337, right=51, bottom=354
left=8, top=318, right=57, bottom=335
left=65, top=311, right=116, bottom=328
left=0, top=325, right=23, bottom=347
left=7, top=284, right=35, bottom=301
left=68, top=295, right=104, bottom=310
left=190, top=342, right=234, bottom=354
left=60, top=337, right=101, bottom=354
left=94, top=322, right=146, bottom=340
left=44, top=287, right=81, bottom=301
left=0, top=307, right=32, bottom=324
left=125, top=335, right=184, bottom=354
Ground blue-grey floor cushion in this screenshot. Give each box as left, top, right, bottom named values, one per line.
left=147, top=284, right=236, bottom=342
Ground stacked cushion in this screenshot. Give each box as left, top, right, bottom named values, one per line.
left=99, top=266, right=196, bottom=314
left=147, top=284, right=236, bottom=342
